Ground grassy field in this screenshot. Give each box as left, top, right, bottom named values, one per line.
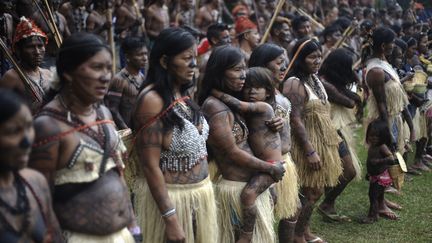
left=309, top=126, right=432, bottom=243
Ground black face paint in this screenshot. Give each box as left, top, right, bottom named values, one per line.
left=280, top=61, right=287, bottom=72
left=19, top=136, right=31, bottom=149
left=239, top=74, right=246, bottom=80
left=188, top=58, right=197, bottom=68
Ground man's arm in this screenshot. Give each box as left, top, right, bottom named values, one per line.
left=105, top=76, right=128, bottom=129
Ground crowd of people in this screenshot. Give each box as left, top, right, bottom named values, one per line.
left=0, top=0, right=432, bottom=242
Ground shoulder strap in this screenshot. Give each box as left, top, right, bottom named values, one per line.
left=129, top=96, right=189, bottom=156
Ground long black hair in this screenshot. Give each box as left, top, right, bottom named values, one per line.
left=143, top=27, right=200, bottom=130
left=319, top=48, right=357, bottom=88
left=245, top=67, right=276, bottom=109
left=249, top=43, right=284, bottom=68
left=0, top=88, right=25, bottom=124
left=198, top=45, right=245, bottom=105
left=46, top=32, right=110, bottom=102
left=287, top=37, right=321, bottom=80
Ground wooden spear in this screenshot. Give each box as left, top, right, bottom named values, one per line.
left=106, top=5, right=116, bottom=73
left=294, top=7, right=325, bottom=30
left=0, top=38, right=42, bottom=102
left=42, top=0, right=63, bottom=45
left=260, top=0, right=285, bottom=44
left=31, top=0, right=61, bottom=48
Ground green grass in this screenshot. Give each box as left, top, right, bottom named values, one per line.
left=309, top=125, right=432, bottom=243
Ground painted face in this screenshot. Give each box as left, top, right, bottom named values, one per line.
left=127, top=46, right=148, bottom=69
left=18, top=36, right=46, bottom=68
left=327, top=30, right=342, bottom=46
left=280, top=23, right=293, bottom=43
left=267, top=53, right=287, bottom=84
left=243, top=85, right=268, bottom=102
left=246, top=29, right=260, bottom=48
left=217, top=30, right=232, bottom=46
left=0, top=105, right=34, bottom=171
left=304, top=50, right=322, bottom=74
left=169, top=45, right=198, bottom=86
left=224, top=60, right=247, bottom=92
left=67, top=49, right=113, bottom=103
left=297, top=21, right=312, bottom=38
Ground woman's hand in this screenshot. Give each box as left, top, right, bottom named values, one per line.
left=265, top=117, right=284, bottom=132
left=306, top=151, right=321, bottom=171
left=269, top=161, right=286, bottom=182
left=165, top=215, right=186, bottom=242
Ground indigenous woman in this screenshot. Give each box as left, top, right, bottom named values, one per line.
left=132, top=27, right=217, bottom=243
left=365, top=27, right=411, bottom=157
left=0, top=89, right=62, bottom=242
left=30, top=33, right=136, bottom=242
left=249, top=43, right=301, bottom=242
left=199, top=45, right=285, bottom=243
left=281, top=37, right=343, bottom=243
left=317, top=48, right=362, bottom=222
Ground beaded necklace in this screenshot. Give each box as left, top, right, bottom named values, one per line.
left=121, top=69, right=144, bottom=91
left=305, top=75, right=327, bottom=102
left=0, top=171, right=30, bottom=236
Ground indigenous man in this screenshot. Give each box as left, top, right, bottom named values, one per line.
left=287, top=15, right=312, bottom=56
left=59, top=0, right=89, bottom=34
left=0, top=17, right=52, bottom=115
left=106, top=37, right=148, bottom=129
left=86, top=0, right=112, bottom=41
left=196, top=0, right=221, bottom=33
left=144, top=0, right=169, bottom=46
left=173, top=0, right=196, bottom=27
left=321, top=24, right=342, bottom=58
left=114, top=0, right=146, bottom=40
left=32, top=0, right=71, bottom=69
left=235, top=16, right=260, bottom=63
left=270, top=19, right=294, bottom=52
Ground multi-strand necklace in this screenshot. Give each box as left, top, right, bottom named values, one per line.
left=0, top=172, right=30, bottom=236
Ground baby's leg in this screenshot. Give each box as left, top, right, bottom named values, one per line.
left=238, top=174, right=275, bottom=243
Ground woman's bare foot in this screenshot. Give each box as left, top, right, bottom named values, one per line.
left=385, top=199, right=402, bottom=210
left=378, top=210, right=399, bottom=220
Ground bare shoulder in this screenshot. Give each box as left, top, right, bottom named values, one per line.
left=33, top=113, right=63, bottom=139
left=366, top=67, right=385, bottom=84
left=201, top=96, right=231, bottom=117
left=0, top=69, right=21, bottom=89
left=136, top=90, right=163, bottom=114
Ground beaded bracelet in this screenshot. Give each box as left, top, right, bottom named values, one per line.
left=306, top=150, right=316, bottom=157
left=162, top=208, right=176, bottom=218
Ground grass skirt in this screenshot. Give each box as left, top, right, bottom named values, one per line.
left=215, top=178, right=276, bottom=243
left=413, top=110, right=428, bottom=140
left=339, top=126, right=362, bottom=181
left=291, top=100, right=343, bottom=188
left=133, top=177, right=218, bottom=243
left=274, top=153, right=300, bottom=219
left=63, top=227, right=134, bottom=243
left=208, top=160, right=221, bottom=183
left=331, top=104, right=362, bottom=181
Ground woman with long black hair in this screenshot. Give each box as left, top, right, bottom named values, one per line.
left=281, top=37, right=342, bottom=243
